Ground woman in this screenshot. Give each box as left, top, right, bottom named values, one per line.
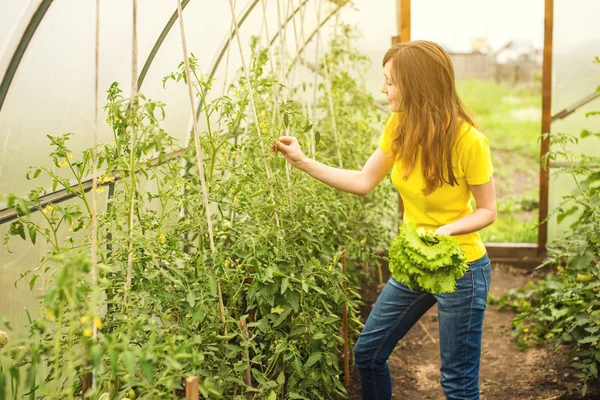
left=273, top=41, right=496, bottom=400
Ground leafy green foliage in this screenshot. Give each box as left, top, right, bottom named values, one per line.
left=494, top=59, right=600, bottom=395
left=388, top=222, right=468, bottom=294
left=0, top=25, right=395, bottom=400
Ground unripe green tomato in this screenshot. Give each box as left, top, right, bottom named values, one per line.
left=121, top=374, right=130, bottom=382
left=127, top=389, right=136, bottom=399
left=577, top=273, right=593, bottom=282
left=98, top=393, right=110, bottom=400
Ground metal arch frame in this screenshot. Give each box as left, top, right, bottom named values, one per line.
left=199, top=0, right=313, bottom=122
left=0, top=0, right=54, bottom=113
left=284, top=4, right=343, bottom=76
left=222, top=1, right=344, bottom=138
left=137, top=0, right=191, bottom=90
left=0, top=0, right=339, bottom=224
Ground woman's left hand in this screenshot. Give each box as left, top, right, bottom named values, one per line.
left=434, top=225, right=453, bottom=236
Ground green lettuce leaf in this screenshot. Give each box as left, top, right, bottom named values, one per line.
left=388, top=221, right=468, bottom=294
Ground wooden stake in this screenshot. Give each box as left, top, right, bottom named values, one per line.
left=239, top=320, right=254, bottom=400
left=185, top=376, right=199, bottom=400
left=217, top=280, right=227, bottom=335
left=341, top=247, right=350, bottom=388
left=81, top=371, right=92, bottom=399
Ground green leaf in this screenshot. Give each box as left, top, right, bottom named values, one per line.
left=141, top=358, right=154, bottom=383
left=7, top=194, right=15, bottom=208
left=29, top=275, right=39, bottom=291
left=122, top=351, right=136, bottom=375
left=28, top=225, right=37, bottom=245
left=281, top=277, right=289, bottom=294
left=304, top=352, right=321, bottom=368
left=277, top=371, right=285, bottom=385
left=288, top=393, right=306, bottom=399
left=286, top=291, right=299, bottom=312
left=209, top=276, right=218, bottom=297
left=187, top=290, right=196, bottom=308
left=12, top=221, right=26, bottom=240
left=294, top=357, right=304, bottom=376
left=301, top=281, right=309, bottom=293
left=273, top=308, right=291, bottom=327
left=315, top=131, right=321, bottom=146
left=557, top=206, right=578, bottom=225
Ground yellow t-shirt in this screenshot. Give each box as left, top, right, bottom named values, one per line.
left=378, top=113, right=494, bottom=262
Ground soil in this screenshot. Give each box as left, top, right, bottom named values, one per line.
left=347, top=263, right=600, bottom=400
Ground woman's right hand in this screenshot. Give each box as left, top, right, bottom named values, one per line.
left=271, top=136, right=308, bottom=169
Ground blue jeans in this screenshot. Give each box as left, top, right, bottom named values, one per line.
left=354, top=253, right=491, bottom=400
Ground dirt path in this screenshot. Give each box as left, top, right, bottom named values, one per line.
left=348, top=263, right=600, bottom=399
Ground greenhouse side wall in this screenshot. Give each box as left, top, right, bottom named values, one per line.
left=548, top=0, right=600, bottom=240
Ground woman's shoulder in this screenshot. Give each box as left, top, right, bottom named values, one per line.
left=385, top=112, right=403, bottom=129
left=454, top=122, right=489, bottom=152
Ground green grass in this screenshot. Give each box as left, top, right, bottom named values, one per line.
left=458, top=79, right=542, bottom=158
left=458, top=79, right=541, bottom=243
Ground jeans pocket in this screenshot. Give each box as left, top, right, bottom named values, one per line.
left=477, top=263, right=491, bottom=309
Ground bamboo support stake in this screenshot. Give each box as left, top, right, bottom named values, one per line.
left=175, top=0, right=227, bottom=334
left=185, top=376, right=199, bottom=400
left=83, top=0, right=101, bottom=395
left=315, top=6, right=342, bottom=167
left=341, top=247, right=350, bottom=388
left=308, top=0, right=321, bottom=158
left=257, top=0, right=292, bottom=190
left=291, top=0, right=311, bottom=148
left=174, top=0, right=215, bottom=253
left=124, top=0, right=138, bottom=304
left=217, top=281, right=227, bottom=336
left=227, top=0, right=282, bottom=230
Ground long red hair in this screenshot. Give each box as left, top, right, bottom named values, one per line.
left=383, top=41, right=475, bottom=195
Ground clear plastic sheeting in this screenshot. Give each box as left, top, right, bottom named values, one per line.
left=0, top=0, right=355, bottom=341
left=338, top=0, right=396, bottom=103
left=548, top=0, right=600, bottom=238
left=0, top=0, right=344, bottom=207
left=0, top=0, right=38, bottom=78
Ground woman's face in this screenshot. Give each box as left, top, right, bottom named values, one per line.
left=381, top=61, right=403, bottom=112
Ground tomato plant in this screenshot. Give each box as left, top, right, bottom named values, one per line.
left=0, top=24, right=395, bottom=399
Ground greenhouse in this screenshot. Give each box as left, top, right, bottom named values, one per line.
left=0, top=0, right=598, bottom=398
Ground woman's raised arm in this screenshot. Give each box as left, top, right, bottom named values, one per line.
left=272, top=136, right=395, bottom=196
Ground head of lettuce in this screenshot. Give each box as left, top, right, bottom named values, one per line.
left=388, top=221, right=469, bottom=295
